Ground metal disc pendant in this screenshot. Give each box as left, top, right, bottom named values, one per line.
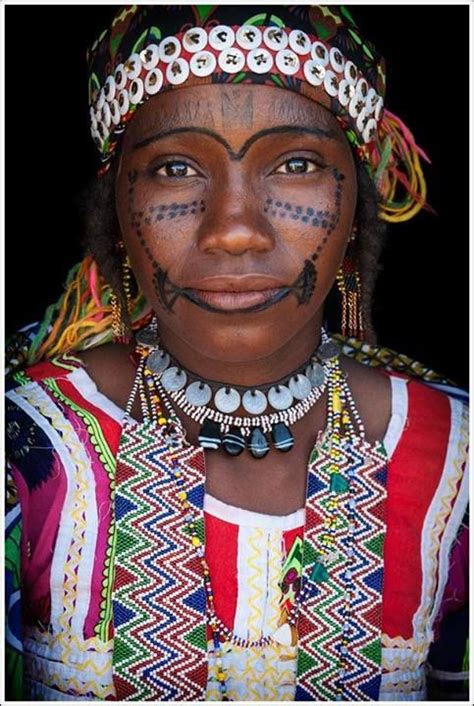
left=222, top=426, right=245, bottom=456
left=242, top=389, right=267, bottom=415
left=147, top=349, right=170, bottom=374
left=306, top=361, right=326, bottom=387
left=248, top=427, right=270, bottom=458
left=268, top=384, right=293, bottom=410
left=198, top=419, right=221, bottom=450
left=271, top=422, right=294, bottom=452
left=288, top=373, right=312, bottom=400
left=136, top=327, right=159, bottom=347
left=185, top=380, right=212, bottom=406
left=214, top=387, right=241, bottom=413
left=161, top=366, right=187, bottom=392
left=317, top=340, right=341, bottom=362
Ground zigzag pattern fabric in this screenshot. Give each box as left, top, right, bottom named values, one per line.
left=113, top=420, right=207, bottom=700
left=296, top=430, right=387, bottom=700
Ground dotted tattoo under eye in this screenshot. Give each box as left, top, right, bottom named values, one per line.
left=264, top=168, right=345, bottom=237
left=126, top=170, right=206, bottom=252
left=131, top=200, right=206, bottom=226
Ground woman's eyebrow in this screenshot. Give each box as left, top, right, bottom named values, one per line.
left=132, top=125, right=340, bottom=160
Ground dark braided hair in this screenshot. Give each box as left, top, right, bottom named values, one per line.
left=81, top=155, right=387, bottom=345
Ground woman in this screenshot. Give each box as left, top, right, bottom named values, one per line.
left=5, top=5, right=468, bottom=701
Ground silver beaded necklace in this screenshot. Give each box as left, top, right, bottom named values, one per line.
left=136, top=319, right=342, bottom=459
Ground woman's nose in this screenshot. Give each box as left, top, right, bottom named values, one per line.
left=196, top=171, right=275, bottom=255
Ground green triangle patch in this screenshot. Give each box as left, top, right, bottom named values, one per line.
left=360, top=638, right=381, bottom=665
left=302, top=539, right=319, bottom=567
left=365, top=532, right=384, bottom=558
left=185, top=623, right=207, bottom=651
left=114, top=635, right=138, bottom=663
left=297, top=649, right=317, bottom=676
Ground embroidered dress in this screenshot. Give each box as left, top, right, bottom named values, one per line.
left=5, top=348, right=469, bottom=701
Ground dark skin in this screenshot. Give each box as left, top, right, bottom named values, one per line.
left=79, top=84, right=392, bottom=514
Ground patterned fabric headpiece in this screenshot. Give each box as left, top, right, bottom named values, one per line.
left=87, top=4, right=434, bottom=223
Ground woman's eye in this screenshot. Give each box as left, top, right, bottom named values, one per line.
left=274, top=158, right=321, bottom=175
left=154, top=161, right=198, bottom=178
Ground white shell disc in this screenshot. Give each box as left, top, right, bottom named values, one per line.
left=288, top=374, right=312, bottom=400
left=147, top=349, right=170, bottom=374
left=161, top=366, right=187, bottom=392
left=305, top=361, right=326, bottom=387
left=268, top=385, right=293, bottom=410
left=242, top=389, right=267, bottom=415
left=214, top=387, right=241, bottom=413
left=185, top=381, right=212, bottom=406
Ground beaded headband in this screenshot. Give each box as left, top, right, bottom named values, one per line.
left=89, top=22, right=383, bottom=158
left=87, top=5, right=432, bottom=223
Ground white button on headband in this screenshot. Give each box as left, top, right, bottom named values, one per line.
left=141, top=44, right=160, bottom=70
left=144, top=69, right=163, bottom=95
left=247, top=47, right=273, bottom=74
left=166, top=58, right=190, bottom=85
left=236, top=25, right=262, bottom=50
left=183, top=27, right=208, bottom=53
left=288, top=29, right=311, bottom=55
left=190, top=51, right=217, bottom=77
left=304, top=60, right=325, bottom=86
left=125, top=54, right=142, bottom=80
left=275, top=49, right=300, bottom=76
left=208, top=25, right=235, bottom=50
left=218, top=47, right=245, bottom=74
left=158, top=37, right=181, bottom=63
left=263, top=26, right=288, bottom=50
left=90, top=24, right=385, bottom=160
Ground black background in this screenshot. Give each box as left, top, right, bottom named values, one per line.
left=5, top=4, right=469, bottom=388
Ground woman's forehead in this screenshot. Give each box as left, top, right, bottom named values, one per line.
left=124, top=83, right=345, bottom=144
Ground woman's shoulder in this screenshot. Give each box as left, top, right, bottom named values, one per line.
left=5, top=348, right=126, bottom=490
left=6, top=351, right=86, bottom=390
left=339, top=346, right=468, bottom=460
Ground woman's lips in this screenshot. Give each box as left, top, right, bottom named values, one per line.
left=187, top=287, right=288, bottom=311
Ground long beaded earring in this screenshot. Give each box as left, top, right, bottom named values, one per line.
left=336, top=226, right=364, bottom=340
left=111, top=241, right=133, bottom=343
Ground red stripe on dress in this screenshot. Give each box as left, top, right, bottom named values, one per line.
left=204, top=512, right=239, bottom=632
left=57, top=377, right=123, bottom=453
left=54, top=376, right=123, bottom=638
left=26, top=357, right=82, bottom=382
left=382, top=378, right=452, bottom=639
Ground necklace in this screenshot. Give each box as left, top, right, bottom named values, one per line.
left=135, top=320, right=341, bottom=458
left=118, top=322, right=386, bottom=701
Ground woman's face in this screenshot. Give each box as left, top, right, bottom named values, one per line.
left=116, top=84, right=357, bottom=364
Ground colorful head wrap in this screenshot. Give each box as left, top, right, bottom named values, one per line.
left=87, top=4, right=433, bottom=223
left=9, top=5, right=435, bottom=370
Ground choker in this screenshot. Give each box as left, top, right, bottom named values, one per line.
left=133, top=320, right=342, bottom=459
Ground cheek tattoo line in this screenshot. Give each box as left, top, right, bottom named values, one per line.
left=126, top=167, right=346, bottom=313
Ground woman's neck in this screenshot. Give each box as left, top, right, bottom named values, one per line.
left=153, top=310, right=324, bottom=388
